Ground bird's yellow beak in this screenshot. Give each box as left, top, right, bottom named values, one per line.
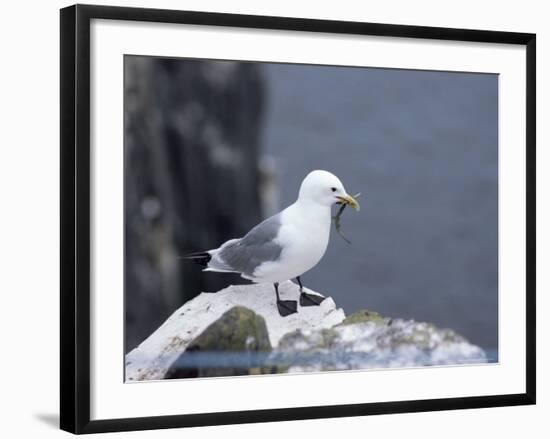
left=337, top=194, right=360, bottom=211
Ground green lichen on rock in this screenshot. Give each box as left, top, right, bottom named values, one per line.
left=189, top=306, right=271, bottom=352
left=164, top=306, right=272, bottom=379
left=387, top=322, right=467, bottom=350
left=338, top=309, right=387, bottom=326
left=318, top=328, right=340, bottom=348
left=279, top=327, right=339, bottom=350
left=389, top=325, right=434, bottom=349
left=440, top=328, right=464, bottom=343
left=271, top=327, right=341, bottom=372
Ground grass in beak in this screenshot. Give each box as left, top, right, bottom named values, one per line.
left=333, top=192, right=361, bottom=244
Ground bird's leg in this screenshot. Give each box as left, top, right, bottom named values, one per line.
left=296, top=276, right=304, bottom=292
left=297, top=276, right=326, bottom=307
left=274, top=282, right=297, bottom=317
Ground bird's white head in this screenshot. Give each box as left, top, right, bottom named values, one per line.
left=298, top=170, right=360, bottom=210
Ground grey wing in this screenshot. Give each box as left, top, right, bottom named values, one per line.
left=218, top=213, right=283, bottom=277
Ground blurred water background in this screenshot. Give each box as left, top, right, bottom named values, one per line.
left=124, top=56, right=498, bottom=357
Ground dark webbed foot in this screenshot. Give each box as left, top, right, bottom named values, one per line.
left=295, top=276, right=325, bottom=306
left=277, top=300, right=298, bottom=317
left=300, top=292, right=326, bottom=307
left=273, top=282, right=298, bottom=317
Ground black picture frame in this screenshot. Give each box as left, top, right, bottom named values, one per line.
left=60, top=4, right=536, bottom=434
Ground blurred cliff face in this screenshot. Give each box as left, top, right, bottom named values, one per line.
left=124, top=57, right=265, bottom=351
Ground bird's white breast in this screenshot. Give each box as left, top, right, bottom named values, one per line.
left=252, top=201, right=331, bottom=283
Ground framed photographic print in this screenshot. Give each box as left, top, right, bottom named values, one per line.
left=60, top=4, right=536, bottom=434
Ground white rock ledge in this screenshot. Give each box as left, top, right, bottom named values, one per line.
left=125, top=281, right=345, bottom=381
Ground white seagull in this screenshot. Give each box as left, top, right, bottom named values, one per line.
left=185, top=170, right=360, bottom=317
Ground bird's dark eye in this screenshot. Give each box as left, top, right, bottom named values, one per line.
left=331, top=187, right=337, bottom=192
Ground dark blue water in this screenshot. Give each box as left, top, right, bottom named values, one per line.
left=261, top=64, right=498, bottom=351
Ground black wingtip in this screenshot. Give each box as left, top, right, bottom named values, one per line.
left=181, top=252, right=211, bottom=268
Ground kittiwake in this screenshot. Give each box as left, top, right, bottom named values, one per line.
left=185, top=170, right=360, bottom=317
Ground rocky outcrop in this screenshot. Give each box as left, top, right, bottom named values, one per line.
left=125, top=281, right=344, bottom=381
left=271, top=310, right=486, bottom=372
left=125, top=284, right=486, bottom=381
